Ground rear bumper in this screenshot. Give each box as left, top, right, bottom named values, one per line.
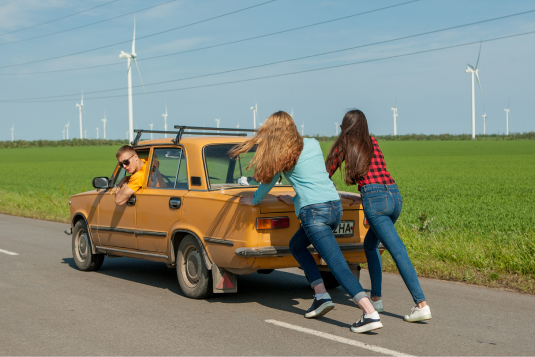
left=235, top=243, right=384, bottom=257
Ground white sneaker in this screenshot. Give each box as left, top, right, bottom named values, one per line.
left=350, top=311, right=383, bottom=333
left=370, top=299, right=383, bottom=313
left=404, top=305, right=432, bottom=322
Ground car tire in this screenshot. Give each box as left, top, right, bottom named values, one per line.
left=72, top=220, right=104, bottom=271
left=176, top=235, right=213, bottom=299
left=320, top=271, right=341, bottom=289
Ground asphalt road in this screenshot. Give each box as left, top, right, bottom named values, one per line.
left=1, top=213, right=534, bottom=356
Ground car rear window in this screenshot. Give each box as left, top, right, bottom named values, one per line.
left=204, top=144, right=291, bottom=190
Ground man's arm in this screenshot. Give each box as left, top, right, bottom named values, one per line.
left=115, top=178, right=135, bottom=205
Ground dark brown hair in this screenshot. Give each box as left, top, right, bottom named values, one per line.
left=325, top=110, right=373, bottom=185
left=229, top=111, right=303, bottom=184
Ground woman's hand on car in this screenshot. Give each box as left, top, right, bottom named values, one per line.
left=277, top=195, right=294, bottom=206
left=340, top=194, right=362, bottom=206
left=239, top=197, right=255, bottom=206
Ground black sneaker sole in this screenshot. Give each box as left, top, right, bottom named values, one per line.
left=304, top=301, right=335, bottom=319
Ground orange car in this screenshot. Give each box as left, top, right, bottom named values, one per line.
left=67, top=126, right=380, bottom=299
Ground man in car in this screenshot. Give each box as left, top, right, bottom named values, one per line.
left=115, top=145, right=147, bottom=205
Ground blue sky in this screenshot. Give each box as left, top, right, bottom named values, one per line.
left=1, top=0, right=534, bottom=140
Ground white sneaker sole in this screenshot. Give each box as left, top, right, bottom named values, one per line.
left=350, top=321, right=383, bottom=333
left=404, top=314, right=432, bottom=323
left=304, top=301, right=335, bottom=319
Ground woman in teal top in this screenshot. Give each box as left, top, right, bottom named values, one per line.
left=231, top=111, right=382, bottom=334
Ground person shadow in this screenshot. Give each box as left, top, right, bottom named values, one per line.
left=62, top=257, right=406, bottom=329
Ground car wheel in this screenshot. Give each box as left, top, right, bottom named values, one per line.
left=320, top=271, right=341, bottom=289
left=176, top=235, right=213, bottom=299
left=72, top=220, right=104, bottom=271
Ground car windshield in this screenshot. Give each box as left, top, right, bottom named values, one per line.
left=204, top=144, right=291, bottom=190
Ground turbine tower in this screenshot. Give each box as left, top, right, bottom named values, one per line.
left=250, top=104, right=258, bottom=129
left=215, top=118, right=220, bottom=133
left=65, top=122, right=70, bottom=140
left=101, top=112, right=107, bottom=140
left=505, top=98, right=511, bottom=135
left=391, top=107, right=398, bottom=136
left=465, top=42, right=486, bottom=140
left=119, top=18, right=145, bottom=143
left=335, top=122, right=339, bottom=136
left=84, top=129, right=87, bottom=139
left=301, top=123, right=304, bottom=136
left=149, top=122, right=153, bottom=139
left=10, top=124, right=14, bottom=142
left=96, top=127, right=99, bottom=140
left=62, top=128, right=65, bottom=140
left=75, top=93, right=84, bottom=139
left=482, top=114, right=487, bottom=135
left=162, top=106, right=168, bottom=138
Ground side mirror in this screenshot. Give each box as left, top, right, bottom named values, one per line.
left=92, top=177, right=109, bottom=189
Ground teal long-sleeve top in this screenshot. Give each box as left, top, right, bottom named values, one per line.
left=251, top=138, right=340, bottom=216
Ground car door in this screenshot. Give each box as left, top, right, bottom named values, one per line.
left=97, top=149, right=150, bottom=250
left=135, top=147, right=188, bottom=253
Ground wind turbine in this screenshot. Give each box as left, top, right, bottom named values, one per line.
left=465, top=42, right=486, bottom=140
left=96, top=127, right=99, bottom=140
left=62, top=128, right=65, bottom=140
left=75, top=93, right=84, bottom=139
left=391, top=107, right=398, bottom=136
left=215, top=118, right=220, bottom=133
left=10, top=124, right=14, bottom=142
left=84, top=129, right=87, bottom=139
left=482, top=114, right=487, bottom=135
left=162, top=106, right=168, bottom=138
left=335, top=122, right=339, bottom=136
left=101, top=112, right=107, bottom=140
left=149, top=122, right=153, bottom=139
left=301, top=123, right=304, bottom=136
left=125, top=130, right=129, bottom=140
left=119, top=18, right=146, bottom=143
left=505, top=98, right=511, bottom=135
left=65, top=122, right=70, bottom=140
left=236, top=121, right=240, bottom=134
left=250, top=104, right=258, bottom=129
left=291, top=108, right=294, bottom=118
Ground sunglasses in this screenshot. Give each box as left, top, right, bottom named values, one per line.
left=119, top=154, right=136, bottom=167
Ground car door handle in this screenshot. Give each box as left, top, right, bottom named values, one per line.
left=127, top=195, right=137, bottom=206
left=169, top=197, right=181, bottom=209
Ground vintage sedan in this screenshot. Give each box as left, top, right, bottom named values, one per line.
left=67, top=126, right=379, bottom=298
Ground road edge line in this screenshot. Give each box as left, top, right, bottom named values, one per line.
left=0, top=248, right=19, bottom=256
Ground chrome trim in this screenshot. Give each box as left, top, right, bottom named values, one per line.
left=136, top=230, right=167, bottom=237
left=204, top=237, right=234, bottom=246
left=94, top=226, right=135, bottom=234
left=95, top=246, right=168, bottom=258
left=235, top=243, right=385, bottom=257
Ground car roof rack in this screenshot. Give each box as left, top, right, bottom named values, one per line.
left=132, top=126, right=256, bottom=146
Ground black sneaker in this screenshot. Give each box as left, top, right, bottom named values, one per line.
left=304, top=293, right=335, bottom=318
left=350, top=311, right=383, bottom=333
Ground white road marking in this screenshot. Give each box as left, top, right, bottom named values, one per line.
left=265, top=319, right=415, bottom=357
left=0, top=248, right=19, bottom=256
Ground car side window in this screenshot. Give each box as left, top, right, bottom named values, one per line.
left=147, top=148, right=188, bottom=190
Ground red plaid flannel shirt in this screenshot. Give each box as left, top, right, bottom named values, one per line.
left=329, top=136, right=395, bottom=190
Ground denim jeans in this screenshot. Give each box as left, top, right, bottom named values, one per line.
left=289, top=200, right=368, bottom=304
left=361, top=184, right=426, bottom=304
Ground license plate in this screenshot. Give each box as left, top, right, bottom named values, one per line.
left=333, top=220, right=354, bottom=237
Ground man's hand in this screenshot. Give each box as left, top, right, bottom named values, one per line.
left=277, top=195, right=294, bottom=206
left=239, top=197, right=255, bottom=206
left=340, top=194, right=362, bottom=206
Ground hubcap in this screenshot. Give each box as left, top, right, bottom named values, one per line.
left=182, top=245, right=201, bottom=287
left=76, top=231, right=89, bottom=262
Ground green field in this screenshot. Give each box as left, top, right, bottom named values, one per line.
left=1, top=141, right=534, bottom=293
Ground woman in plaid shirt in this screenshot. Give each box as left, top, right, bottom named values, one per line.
left=326, top=109, right=432, bottom=323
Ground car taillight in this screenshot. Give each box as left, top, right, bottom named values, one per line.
left=257, top=217, right=290, bottom=230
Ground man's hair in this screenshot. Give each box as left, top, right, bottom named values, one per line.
left=116, top=145, right=137, bottom=159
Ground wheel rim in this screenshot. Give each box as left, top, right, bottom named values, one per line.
left=75, top=230, right=89, bottom=263
left=181, top=245, right=202, bottom=288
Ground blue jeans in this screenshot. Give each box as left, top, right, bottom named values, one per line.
left=289, top=200, right=368, bottom=304
left=361, top=184, right=426, bottom=304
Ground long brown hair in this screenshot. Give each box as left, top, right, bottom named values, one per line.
left=229, top=111, right=303, bottom=184
left=325, top=110, right=373, bottom=185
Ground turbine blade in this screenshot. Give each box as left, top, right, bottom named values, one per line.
left=466, top=64, right=475, bottom=71
left=475, top=71, right=486, bottom=112
left=133, top=58, right=146, bottom=94
left=132, top=16, right=136, bottom=54
left=475, top=41, right=482, bottom=69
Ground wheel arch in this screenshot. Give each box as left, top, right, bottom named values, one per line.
left=170, top=229, right=212, bottom=270
left=72, top=213, right=98, bottom=255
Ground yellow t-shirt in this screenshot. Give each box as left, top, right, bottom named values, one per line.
left=126, top=159, right=147, bottom=192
